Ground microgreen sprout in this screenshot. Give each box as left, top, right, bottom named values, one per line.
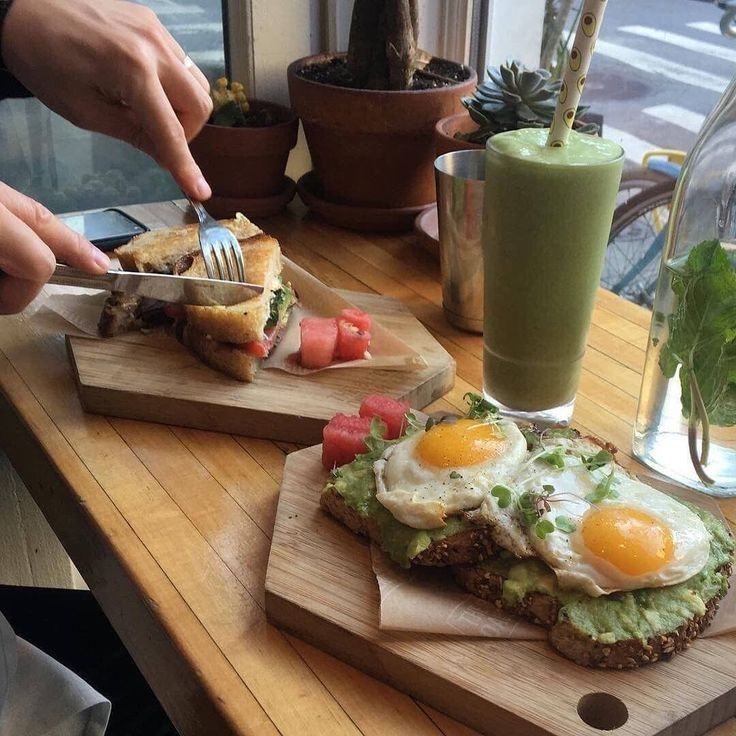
left=581, top=449, right=613, bottom=471
left=539, top=447, right=566, bottom=469
left=520, top=427, right=540, bottom=451
left=554, top=515, right=577, bottom=533
left=584, top=468, right=619, bottom=504
left=491, top=484, right=513, bottom=508
left=463, top=392, right=501, bottom=423
left=535, top=519, right=555, bottom=539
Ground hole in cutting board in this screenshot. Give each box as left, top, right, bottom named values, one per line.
left=577, top=692, right=629, bottom=730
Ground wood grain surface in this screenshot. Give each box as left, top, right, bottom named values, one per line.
left=0, top=199, right=734, bottom=736
left=67, top=282, right=454, bottom=444
left=266, top=446, right=736, bottom=736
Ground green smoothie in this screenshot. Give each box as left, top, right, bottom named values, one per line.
left=483, top=128, right=623, bottom=415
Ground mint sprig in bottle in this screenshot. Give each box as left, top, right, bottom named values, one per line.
left=635, top=78, right=736, bottom=495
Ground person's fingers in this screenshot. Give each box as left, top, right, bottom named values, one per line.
left=159, top=57, right=213, bottom=141
left=124, top=73, right=211, bottom=200
left=0, top=182, right=110, bottom=272
left=158, top=32, right=210, bottom=94
left=186, top=60, right=211, bottom=95
left=0, top=199, right=56, bottom=281
left=0, top=276, right=43, bottom=315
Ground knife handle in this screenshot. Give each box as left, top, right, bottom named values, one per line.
left=49, top=264, right=118, bottom=290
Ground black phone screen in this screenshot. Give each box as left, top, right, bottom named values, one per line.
left=59, top=209, right=149, bottom=251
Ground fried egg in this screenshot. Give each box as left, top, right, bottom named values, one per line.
left=515, top=439, right=711, bottom=597
left=374, top=417, right=527, bottom=529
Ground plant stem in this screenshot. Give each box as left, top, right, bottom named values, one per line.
left=347, top=0, right=417, bottom=90
left=540, top=0, right=575, bottom=71
left=688, top=370, right=715, bottom=485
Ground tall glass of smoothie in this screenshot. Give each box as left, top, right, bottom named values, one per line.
left=482, top=127, right=623, bottom=424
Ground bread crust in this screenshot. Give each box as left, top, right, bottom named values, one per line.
left=181, top=325, right=258, bottom=382
left=115, top=216, right=262, bottom=272
left=183, top=234, right=282, bottom=344
left=453, top=562, right=732, bottom=668
left=320, top=487, right=496, bottom=567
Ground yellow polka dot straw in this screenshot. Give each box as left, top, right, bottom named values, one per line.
left=547, top=0, right=609, bottom=148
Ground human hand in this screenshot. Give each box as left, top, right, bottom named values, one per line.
left=1, top=0, right=213, bottom=200
left=0, top=182, right=110, bottom=314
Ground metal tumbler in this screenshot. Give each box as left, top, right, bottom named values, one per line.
left=434, top=150, right=486, bottom=333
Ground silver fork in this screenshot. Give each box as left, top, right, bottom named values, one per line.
left=188, top=198, right=246, bottom=282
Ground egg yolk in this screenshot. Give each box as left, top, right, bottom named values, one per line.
left=416, top=419, right=504, bottom=468
left=582, top=506, right=674, bottom=576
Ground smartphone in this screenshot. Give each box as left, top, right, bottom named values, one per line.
left=59, top=208, right=149, bottom=251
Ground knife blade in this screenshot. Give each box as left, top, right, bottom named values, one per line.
left=49, top=264, right=264, bottom=306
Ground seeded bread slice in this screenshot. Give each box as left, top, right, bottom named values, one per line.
left=454, top=501, right=734, bottom=670
left=321, top=486, right=497, bottom=567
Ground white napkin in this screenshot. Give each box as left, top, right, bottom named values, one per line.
left=0, top=613, right=110, bottom=736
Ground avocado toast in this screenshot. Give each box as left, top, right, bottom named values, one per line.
left=454, top=499, right=733, bottom=668
left=320, top=394, right=735, bottom=668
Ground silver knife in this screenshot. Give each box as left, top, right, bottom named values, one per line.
left=49, top=264, right=264, bottom=306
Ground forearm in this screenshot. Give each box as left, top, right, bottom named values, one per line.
left=0, top=0, right=29, bottom=99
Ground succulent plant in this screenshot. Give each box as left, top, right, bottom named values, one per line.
left=209, top=77, right=274, bottom=128
left=458, top=60, right=597, bottom=144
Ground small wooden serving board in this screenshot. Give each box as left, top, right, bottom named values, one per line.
left=66, top=290, right=454, bottom=443
left=265, top=446, right=736, bottom=736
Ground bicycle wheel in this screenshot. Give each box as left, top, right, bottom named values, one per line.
left=602, top=179, right=676, bottom=308
left=615, top=166, right=671, bottom=209
left=721, top=7, right=736, bottom=37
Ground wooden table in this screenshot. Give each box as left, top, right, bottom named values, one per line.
left=1, top=200, right=734, bottom=736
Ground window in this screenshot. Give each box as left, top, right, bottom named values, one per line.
left=0, top=0, right=226, bottom=213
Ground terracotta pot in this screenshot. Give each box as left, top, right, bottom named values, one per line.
left=189, top=100, right=298, bottom=200
left=287, top=54, right=476, bottom=210
left=434, top=112, right=484, bottom=158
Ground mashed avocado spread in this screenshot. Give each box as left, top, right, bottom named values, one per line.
left=476, top=502, right=734, bottom=643
left=326, top=449, right=471, bottom=568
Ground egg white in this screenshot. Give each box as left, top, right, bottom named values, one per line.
left=373, top=418, right=527, bottom=529
left=514, top=438, right=711, bottom=597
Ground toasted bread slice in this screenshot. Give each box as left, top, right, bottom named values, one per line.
left=180, top=233, right=282, bottom=344
left=180, top=325, right=259, bottom=382
left=320, top=486, right=497, bottom=567
left=454, top=499, right=734, bottom=669
left=115, top=214, right=261, bottom=273
left=454, top=561, right=730, bottom=669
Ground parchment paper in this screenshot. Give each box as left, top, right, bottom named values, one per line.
left=372, top=474, right=736, bottom=639
left=43, top=257, right=426, bottom=375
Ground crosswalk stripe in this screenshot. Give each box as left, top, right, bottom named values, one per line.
left=687, top=21, right=723, bottom=36
left=145, top=1, right=204, bottom=16
left=595, top=39, right=729, bottom=93
left=168, top=22, right=221, bottom=34
left=643, top=104, right=705, bottom=134
left=189, top=50, right=225, bottom=65
left=604, top=125, right=661, bottom=164
left=620, top=25, right=736, bottom=63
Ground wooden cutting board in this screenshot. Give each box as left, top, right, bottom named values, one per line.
left=66, top=290, right=454, bottom=443
left=265, top=446, right=736, bottom=736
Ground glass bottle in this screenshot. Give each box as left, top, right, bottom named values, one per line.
left=634, top=77, right=736, bottom=496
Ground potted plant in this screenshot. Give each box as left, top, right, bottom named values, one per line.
left=189, top=77, right=299, bottom=218
left=287, top=0, right=476, bottom=231
left=434, top=60, right=597, bottom=157
left=436, top=61, right=564, bottom=155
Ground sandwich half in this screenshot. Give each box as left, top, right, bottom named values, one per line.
left=99, top=215, right=296, bottom=381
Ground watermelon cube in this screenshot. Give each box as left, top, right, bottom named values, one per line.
left=340, top=308, right=372, bottom=332
left=335, top=319, right=371, bottom=361
left=359, top=394, right=411, bottom=440
left=322, top=414, right=376, bottom=470
left=300, top=317, right=338, bottom=369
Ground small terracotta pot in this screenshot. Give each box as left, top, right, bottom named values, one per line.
left=434, top=112, right=484, bottom=158
left=189, top=100, right=298, bottom=200
left=288, top=54, right=476, bottom=211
